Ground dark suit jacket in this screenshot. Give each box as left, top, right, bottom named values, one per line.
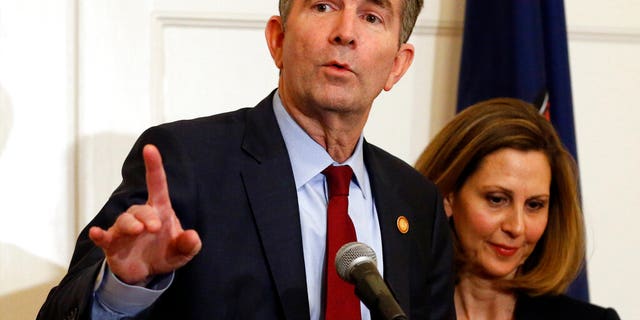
left=514, top=294, right=620, bottom=320
left=38, top=91, right=455, bottom=320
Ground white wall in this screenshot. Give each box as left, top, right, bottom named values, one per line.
left=0, top=0, right=75, bottom=317
left=566, top=1, right=640, bottom=318
left=0, top=0, right=637, bottom=319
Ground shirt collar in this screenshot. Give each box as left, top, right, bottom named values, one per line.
left=272, top=90, right=370, bottom=199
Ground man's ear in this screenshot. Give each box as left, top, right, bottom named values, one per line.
left=443, top=193, right=454, bottom=218
left=384, top=43, right=415, bottom=91
left=265, top=16, right=285, bottom=69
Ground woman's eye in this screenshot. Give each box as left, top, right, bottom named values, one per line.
left=527, top=201, right=546, bottom=211
left=487, top=195, right=506, bottom=205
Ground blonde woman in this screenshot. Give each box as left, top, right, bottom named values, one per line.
left=416, top=98, right=619, bottom=319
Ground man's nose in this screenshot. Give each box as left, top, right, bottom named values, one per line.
left=330, top=11, right=357, bottom=47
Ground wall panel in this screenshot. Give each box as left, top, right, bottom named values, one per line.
left=571, top=37, right=640, bottom=320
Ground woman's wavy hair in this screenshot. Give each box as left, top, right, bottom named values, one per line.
left=415, top=98, right=585, bottom=296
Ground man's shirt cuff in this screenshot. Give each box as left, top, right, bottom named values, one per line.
left=93, top=260, right=174, bottom=315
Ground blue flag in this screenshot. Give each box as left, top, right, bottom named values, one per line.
left=456, top=0, right=588, bottom=301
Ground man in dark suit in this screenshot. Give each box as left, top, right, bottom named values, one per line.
left=38, top=0, right=454, bottom=319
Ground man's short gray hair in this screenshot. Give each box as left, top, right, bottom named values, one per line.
left=278, top=0, right=424, bottom=44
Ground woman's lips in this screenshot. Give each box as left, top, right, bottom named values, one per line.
left=490, top=243, right=518, bottom=257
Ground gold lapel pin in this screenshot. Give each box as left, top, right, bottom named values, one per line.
left=397, top=216, right=409, bottom=234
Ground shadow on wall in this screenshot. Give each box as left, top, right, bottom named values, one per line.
left=75, top=132, right=138, bottom=229
left=0, top=86, right=65, bottom=319
left=0, top=132, right=138, bottom=319
left=0, top=85, right=13, bottom=157
left=0, top=243, right=66, bottom=320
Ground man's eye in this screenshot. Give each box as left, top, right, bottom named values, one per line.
left=364, top=14, right=381, bottom=24
left=314, top=3, right=331, bottom=12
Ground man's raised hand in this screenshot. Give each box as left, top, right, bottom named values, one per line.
left=88, top=144, right=202, bottom=285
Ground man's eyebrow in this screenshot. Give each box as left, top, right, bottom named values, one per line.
left=368, top=0, right=395, bottom=17
left=301, top=0, right=396, bottom=17
left=369, top=0, right=392, bottom=10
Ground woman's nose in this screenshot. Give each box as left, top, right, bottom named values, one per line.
left=502, top=207, right=525, bottom=238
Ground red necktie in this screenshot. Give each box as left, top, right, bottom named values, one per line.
left=322, top=165, right=361, bottom=320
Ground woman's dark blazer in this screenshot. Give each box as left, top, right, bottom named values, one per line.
left=514, top=294, right=620, bottom=320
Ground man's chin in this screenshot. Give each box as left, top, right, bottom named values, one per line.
left=316, top=97, right=359, bottom=113
left=312, top=88, right=369, bottom=112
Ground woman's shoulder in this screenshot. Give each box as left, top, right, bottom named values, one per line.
left=514, top=293, right=620, bottom=320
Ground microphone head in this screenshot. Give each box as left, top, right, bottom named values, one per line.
left=335, top=242, right=377, bottom=283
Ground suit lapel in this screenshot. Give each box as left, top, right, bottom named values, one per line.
left=238, top=96, right=414, bottom=318
left=240, top=93, right=310, bottom=319
left=363, top=142, right=412, bottom=315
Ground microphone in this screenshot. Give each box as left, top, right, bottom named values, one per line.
left=335, top=242, right=408, bottom=320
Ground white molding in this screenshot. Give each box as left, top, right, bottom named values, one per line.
left=148, top=12, right=462, bottom=123
left=413, top=20, right=463, bottom=37
left=414, top=19, right=640, bottom=43
left=150, top=12, right=270, bottom=124
left=412, top=20, right=640, bottom=42
left=154, top=12, right=268, bottom=29
left=67, top=0, right=80, bottom=234
left=569, top=26, right=640, bottom=43
left=150, top=14, right=165, bottom=125
left=149, top=12, right=640, bottom=123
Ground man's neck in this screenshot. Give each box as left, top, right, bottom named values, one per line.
left=280, top=97, right=368, bottom=163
